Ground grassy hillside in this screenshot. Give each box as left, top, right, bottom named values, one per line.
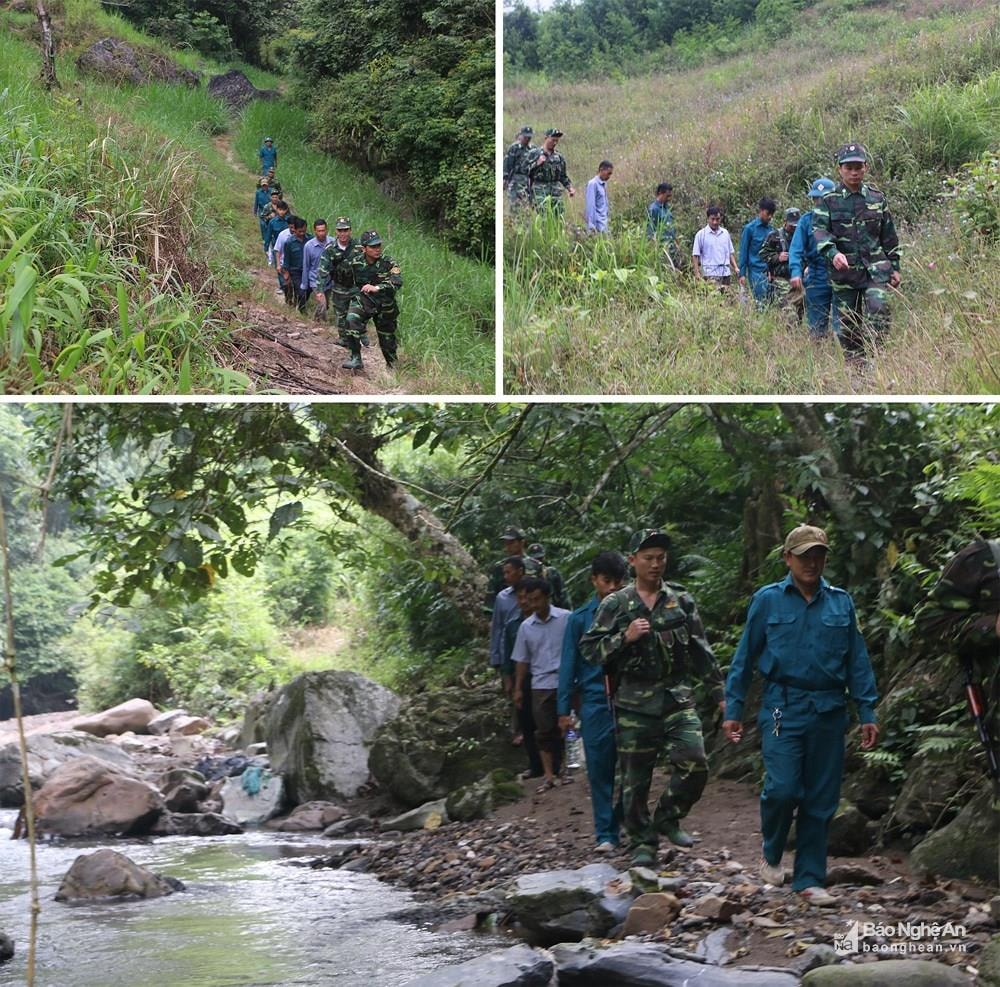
left=503, top=0, right=1000, bottom=395
left=0, top=0, right=493, bottom=394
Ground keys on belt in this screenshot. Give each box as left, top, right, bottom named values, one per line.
left=772, top=707, right=782, bottom=737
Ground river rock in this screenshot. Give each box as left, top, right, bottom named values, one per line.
left=802, top=959, right=972, bottom=985
left=695, top=927, right=735, bottom=965
left=147, top=709, right=188, bottom=736
left=163, top=779, right=209, bottom=813
left=55, top=849, right=182, bottom=902
left=33, top=757, right=164, bottom=837
left=77, top=37, right=199, bottom=86
left=0, top=731, right=136, bottom=807
left=445, top=769, right=523, bottom=822
left=826, top=802, right=871, bottom=856
left=403, top=944, right=554, bottom=987
left=910, top=784, right=999, bottom=883
left=159, top=767, right=207, bottom=791
left=370, top=681, right=528, bottom=809
left=505, top=863, right=633, bottom=943
left=168, top=715, right=211, bottom=736
left=240, top=689, right=273, bottom=747
left=979, top=934, right=1000, bottom=986
left=220, top=769, right=284, bottom=826
left=268, top=801, right=348, bottom=832
left=152, top=811, right=244, bottom=837
left=825, top=863, right=882, bottom=886
left=322, top=815, right=372, bottom=837
left=264, top=670, right=400, bottom=803
left=385, top=798, right=450, bottom=832
left=550, top=941, right=801, bottom=985
left=622, top=892, right=681, bottom=935
left=790, top=943, right=838, bottom=976
left=0, top=931, right=12, bottom=964
left=73, top=698, right=158, bottom=738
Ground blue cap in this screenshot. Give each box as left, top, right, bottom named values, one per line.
left=809, top=177, right=835, bottom=198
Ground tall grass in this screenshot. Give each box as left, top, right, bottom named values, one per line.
left=236, top=100, right=495, bottom=394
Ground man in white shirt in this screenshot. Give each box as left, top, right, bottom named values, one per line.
left=584, top=161, right=613, bottom=233
left=692, top=206, right=738, bottom=291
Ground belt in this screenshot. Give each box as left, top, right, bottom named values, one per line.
left=764, top=675, right=844, bottom=695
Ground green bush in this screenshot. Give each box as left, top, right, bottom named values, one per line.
left=948, top=149, right=1000, bottom=243
left=262, top=528, right=339, bottom=626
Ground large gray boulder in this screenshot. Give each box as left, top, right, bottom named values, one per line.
left=0, top=931, right=12, bottom=964
left=55, top=849, right=182, bottom=902
left=0, top=731, right=136, bottom=807
left=207, top=70, right=279, bottom=112
left=219, top=770, right=285, bottom=826
left=979, top=933, right=1000, bottom=986
left=802, top=959, right=971, bottom=985
left=891, top=751, right=975, bottom=835
left=369, top=682, right=528, bottom=809
left=505, top=863, right=634, bottom=944
left=73, top=698, right=157, bottom=738
left=33, top=757, right=164, bottom=837
left=910, top=784, right=999, bottom=883
left=77, top=37, right=199, bottom=86
left=551, top=942, right=801, bottom=985
left=265, top=671, right=400, bottom=804
left=403, top=945, right=554, bottom=987
left=151, top=812, right=244, bottom=837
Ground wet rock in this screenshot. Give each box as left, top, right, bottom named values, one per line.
left=159, top=767, right=207, bottom=790
left=504, top=863, right=633, bottom=944
left=220, top=770, right=284, bottom=826
left=402, top=944, right=554, bottom=987
left=268, top=801, right=347, bottom=832
left=802, top=958, right=972, bottom=985
left=790, top=943, right=838, bottom=976
left=979, top=933, right=1000, bottom=986
left=151, top=811, right=243, bottom=837
left=910, top=784, right=999, bottom=884
left=323, top=815, right=372, bottom=837
left=33, top=757, right=163, bottom=837
left=385, top=798, right=449, bottom=833
left=550, top=941, right=800, bottom=985
left=446, top=770, right=522, bottom=822
left=55, top=849, right=182, bottom=902
left=76, top=37, right=199, bottom=86
left=826, top=802, right=871, bottom=856
left=73, top=698, right=158, bottom=738
left=0, top=932, right=12, bottom=964
left=623, top=892, right=681, bottom=936
left=0, top=731, right=136, bottom=807
left=369, top=682, right=526, bottom=809
left=265, top=670, right=401, bottom=803
left=163, top=779, right=209, bottom=813
left=147, top=709, right=188, bottom=736
left=207, top=69, right=279, bottom=112
left=825, top=863, right=883, bottom=886
left=694, top=927, right=735, bottom=965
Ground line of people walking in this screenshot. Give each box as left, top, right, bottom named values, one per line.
left=505, top=127, right=901, bottom=361
left=251, top=139, right=403, bottom=371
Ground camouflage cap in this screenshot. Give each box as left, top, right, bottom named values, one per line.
left=518, top=125, right=534, bottom=136
left=783, top=524, right=830, bottom=556
left=836, top=142, right=867, bottom=164
left=628, top=528, right=671, bottom=554
left=360, top=230, right=382, bottom=246
left=784, top=207, right=802, bottom=223
left=544, top=128, right=564, bottom=138
left=259, top=177, right=269, bottom=186
left=335, top=217, right=352, bottom=230
left=500, top=526, right=526, bottom=541
left=809, top=177, right=836, bottom=198
left=527, top=542, right=545, bottom=557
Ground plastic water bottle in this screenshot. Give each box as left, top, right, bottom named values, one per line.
left=565, top=725, right=584, bottom=770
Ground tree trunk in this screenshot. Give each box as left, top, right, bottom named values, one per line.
left=35, top=1, right=58, bottom=91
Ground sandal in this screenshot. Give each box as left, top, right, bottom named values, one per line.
left=535, top=779, right=556, bottom=794
left=558, top=774, right=574, bottom=785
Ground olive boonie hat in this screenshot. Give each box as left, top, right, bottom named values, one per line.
left=809, top=177, right=835, bottom=198
left=628, top=528, right=671, bottom=554
left=784, top=207, right=802, bottom=222
left=783, top=524, right=830, bottom=555
left=518, top=125, right=534, bottom=136
left=544, top=128, right=564, bottom=137
left=836, top=142, right=867, bottom=164
left=360, top=230, right=382, bottom=246
left=335, top=217, right=352, bottom=230
left=501, top=526, right=526, bottom=541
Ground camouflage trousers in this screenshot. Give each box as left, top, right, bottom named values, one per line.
left=770, top=278, right=805, bottom=327
left=616, top=702, right=708, bottom=853
left=331, top=290, right=352, bottom=342
left=507, top=176, right=531, bottom=211
left=832, top=279, right=891, bottom=354
left=346, top=294, right=398, bottom=366
left=531, top=184, right=565, bottom=215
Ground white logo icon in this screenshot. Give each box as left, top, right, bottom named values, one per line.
left=834, top=921, right=860, bottom=955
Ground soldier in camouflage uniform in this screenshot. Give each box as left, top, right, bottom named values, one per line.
left=528, top=542, right=570, bottom=610
left=526, top=128, right=575, bottom=215
left=926, top=539, right=1000, bottom=651
left=813, top=142, right=901, bottom=358
left=760, top=208, right=805, bottom=325
left=503, top=126, right=535, bottom=211
left=319, top=230, right=402, bottom=371
left=581, top=528, right=725, bottom=865
left=486, top=526, right=543, bottom=611
left=315, top=218, right=360, bottom=347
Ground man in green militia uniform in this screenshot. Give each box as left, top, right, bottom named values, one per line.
left=581, top=528, right=725, bottom=866
left=526, top=128, right=575, bottom=215
left=813, top=142, right=901, bottom=358
left=314, top=217, right=360, bottom=347
left=503, top=126, right=535, bottom=211
left=486, top=526, right=542, bottom=611
left=319, top=230, right=402, bottom=371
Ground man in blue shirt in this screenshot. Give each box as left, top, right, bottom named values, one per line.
left=723, top=524, right=879, bottom=907
left=259, top=137, right=278, bottom=176
left=278, top=217, right=308, bottom=311
left=301, top=219, right=330, bottom=311
left=646, top=182, right=679, bottom=268
left=789, top=178, right=836, bottom=338
left=738, top=197, right=777, bottom=308
left=557, top=550, right=627, bottom=851
left=584, top=161, right=613, bottom=233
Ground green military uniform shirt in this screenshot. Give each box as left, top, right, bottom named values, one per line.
left=504, top=140, right=535, bottom=197
left=320, top=245, right=402, bottom=310
left=526, top=146, right=572, bottom=207
left=580, top=581, right=724, bottom=714
left=924, top=539, right=1000, bottom=655
left=317, top=238, right=359, bottom=294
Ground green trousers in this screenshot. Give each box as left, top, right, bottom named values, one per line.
left=616, top=701, right=707, bottom=853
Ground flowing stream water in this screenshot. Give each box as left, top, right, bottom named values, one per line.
left=0, top=809, right=503, bottom=986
